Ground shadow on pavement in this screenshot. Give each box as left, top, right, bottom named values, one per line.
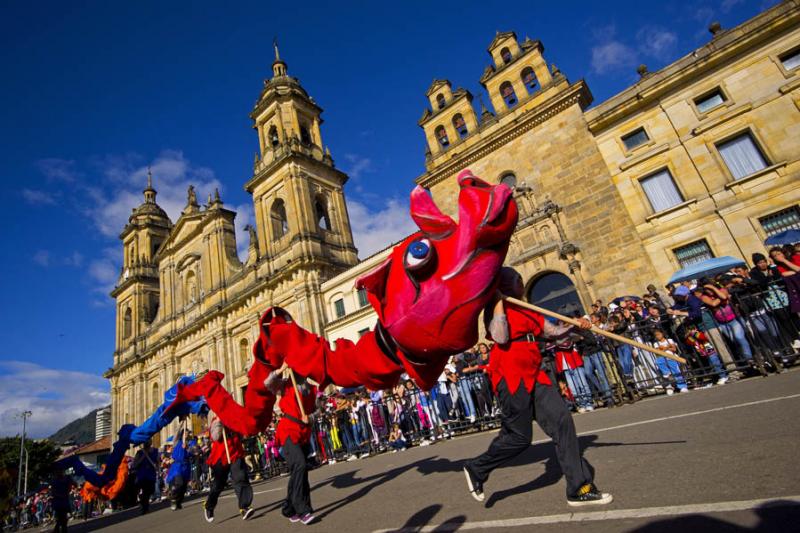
left=381, top=503, right=466, bottom=533
left=629, top=500, right=800, bottom=532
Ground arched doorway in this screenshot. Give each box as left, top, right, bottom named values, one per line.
left=527, top=272, right=584, bottom=317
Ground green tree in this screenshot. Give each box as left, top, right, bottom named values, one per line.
left=0, top=437, right=61, bottom=509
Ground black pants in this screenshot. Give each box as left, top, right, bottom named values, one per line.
left=137, top=479, right=155, bottom=513
left=281, top=437, right=312, bottom=517
left=53, top=508, right=68, bottom=532
left=206, top=458, right=253, bottom=511
left=171, top=474, right=187, bottom=507
left=467, top=378, right=593, bottom=497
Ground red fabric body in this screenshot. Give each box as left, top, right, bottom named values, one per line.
left=276, top=382, right=318, bottom=447
left=554, top=348, right=584, bottom=372
left=208, top=430, right=244, bottom=466
left=488, top=302, right=550, bottom=394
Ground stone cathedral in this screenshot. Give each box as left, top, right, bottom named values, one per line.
left=108, top=3, right=800, bottom=439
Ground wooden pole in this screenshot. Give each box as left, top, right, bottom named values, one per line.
left=221, top=426, right=231, bottom=464
left=284, top=367, right=308, bottom=422
left=504, top=297, right=686, bottom=364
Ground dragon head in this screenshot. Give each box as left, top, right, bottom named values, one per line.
left=357, top=169, right=518, bottom=386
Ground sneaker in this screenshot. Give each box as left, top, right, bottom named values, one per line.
left=716, top=377, right=728, bottom=385
left=359, top=453, right=370, bottom=459
left=666, top=387, right=674, bottom=396
left=420, top=439, right=431, bottom=447
left=300, top=513, right=316, bottom=525
left=347, top=455, right=357, bottom=462
left=203, top=502, right=214, bottom=523
left=585, top=406, right=595, bottom=412
left=241, top=507, right=254, bottom=520
left=463, top=465, right=485, bottom=502
left=170, top=503, right=177, bottom=511
left=469, top=415, right=476, bottom=423
left=567, top=483, right=613, bottom=507
left=289, top=515, right=301, bottom=523
left=792, top=339, right=800, bottom=350
left=679, top=387, right=689, bottom=393
left=577, top=407, right=587, bottom=414
left=391, top=449, right=398, bottom=453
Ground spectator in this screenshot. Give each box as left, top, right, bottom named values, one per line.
left=577, top=314, right=614, bottom=407
left=454, top=351, right=478, bottom=423
left=652, top=329, right=689, bottom=394
left=683, top=322, right=728, bottom=385
left=388, top=424, right=407, bottom=452
left=697, top=278, right=754, bottom=364
left=553, top=337, right=594, bottom=412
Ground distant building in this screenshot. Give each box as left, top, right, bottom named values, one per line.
left=107, top=1, right=800, bottom=439
left=61, top=435, right=112, bottom=470
left=95, top=406, right=111, bottom=440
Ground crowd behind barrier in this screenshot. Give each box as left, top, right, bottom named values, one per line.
left=5, top=245, right=800, bottom=531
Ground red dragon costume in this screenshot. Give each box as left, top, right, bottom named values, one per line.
left=171, top=170, right=518, bottom=436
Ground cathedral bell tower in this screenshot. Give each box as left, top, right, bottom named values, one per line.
left=111, top=170, right=172, bottom=358
left=245, top=43, right=358, bottom=290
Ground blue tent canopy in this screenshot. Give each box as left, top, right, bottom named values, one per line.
left=668, top=256, right=746, bottom=285
left=765, top=229, right=800, bottom=246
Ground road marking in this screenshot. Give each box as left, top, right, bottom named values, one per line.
left=373, top=495, right=800, bottom=532
left=528, top=393, right=800, bottom=445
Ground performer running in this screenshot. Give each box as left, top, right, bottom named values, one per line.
left=167, top=417, right=192, bottom=511
left=463, top=267, right=613, bottom=506
left=267, top=365, right=319, bottom=525
left=203, top=411, right=254, bottom=522
left=132, top=440, right=159, bottom=514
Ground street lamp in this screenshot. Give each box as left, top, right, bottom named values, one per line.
left=16, top=410, right=32, bottom=497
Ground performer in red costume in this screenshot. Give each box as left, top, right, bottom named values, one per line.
left=171, top=170, right=519, bottom=434
left=463, top=267, right=613, bottom=507
left=267, top=366, right=319, bottom=525
left=203, top=411, right=254, bottom=523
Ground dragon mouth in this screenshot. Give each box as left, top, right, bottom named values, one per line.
left=482, top=184, right=514, bottom=227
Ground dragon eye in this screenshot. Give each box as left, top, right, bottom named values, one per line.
left=405, top=238, right=435, bottom=270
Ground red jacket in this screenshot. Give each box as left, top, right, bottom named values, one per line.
left=554, top=343, right=584, bottom=372
left=207, top=427, right=244, bottom=466
left=487, top=301, right=550, bottom=394
left=276, top=381, right=318, bottom=447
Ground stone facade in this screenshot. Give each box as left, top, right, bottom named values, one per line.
left=108, top=2, right=800, bottom=438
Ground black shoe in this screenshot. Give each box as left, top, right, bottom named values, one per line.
left=241, top=507, right=254, bottom=520
left=203, top=502, right=214, bottom=523
left=463, top=465, right=485, bottom=502
left=567, top=483, right=613, bottom=507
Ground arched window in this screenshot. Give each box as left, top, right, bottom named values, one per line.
left=452, top=114, right=468, bottom=138
left=239, top=338, right=249, bottom=373
left=528, top=272, right=584, bottom=316
left=123, top=306, right=132, bottom=339
left=436, top=93, right=446, bottom=110
left=500, top=81, right=518, bottom=108
left=185, top=270, right=197, bottom=304
left=315, top=199, right=331, bottom=231
left=300, top=125, right=312, bottom=145
left=270, top=199, right=289, bottom=240
left=151, top=382, right=160, bottom=411
left=500, top=172, right=517, bottom=189
left=521, top=67, right=537, bottom=92
left=500, top=47, right=512, bottom=64
left=268, top=125, right=279, bottom=148
left=435, top=125, right=450, bottom=148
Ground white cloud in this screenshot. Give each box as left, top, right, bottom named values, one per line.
left=0, top=361, right=110, bottom=439
left=721, top=0, right=745, bottom=12
left=591, top=40, right=637, bottom=74
left=347, top=198, right=417, bottom=258
left=63, top=251, right=84, bottom=268
left=88, top=247, right=121, bottom=301
left=80, top=150, right=222, bottom=238
left=22, top=188, right=57, bottom=205
left=32, top=250, right=50, bottom=267
left=637, top=27, right=678, bottom=61
left=35, top=158, right=79, bottom=183
left=343, top=154, right=372, bottom=180
left=232, top=202, right=255, bottom=262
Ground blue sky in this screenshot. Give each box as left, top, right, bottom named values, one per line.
left=0, top=0, right=777, bottom=436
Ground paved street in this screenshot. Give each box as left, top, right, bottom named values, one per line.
left=67, top=370, right=800, bottom=532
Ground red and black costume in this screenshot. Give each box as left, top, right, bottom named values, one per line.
left=466, top=300, right=594, bottom=498
left=276, top=379, right=318, bottom=519
left=205, top=413, right=252, bottom=515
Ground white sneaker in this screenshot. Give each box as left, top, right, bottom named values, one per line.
left=577, top=407, right=586, bottom=414
left=359, top=453, right=369, bottom=459
left=666, top=387, right=674, bottom=396
left=420, top=439, right=431, bottom=446
left=469, top=415, right=476, bottom=423
left=679, top=387, right=689, bottom=393
left=347, top=455, right=357, bottom=462
left=716, top=377, right=728, bottom=385
left=585, top=406, right=595, bottom=412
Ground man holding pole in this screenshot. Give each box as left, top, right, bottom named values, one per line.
left=463, top=267, right=613, bottom=506
left=203, top=411, right=254, bottom=522
left=267, top=364, right=319, bottom=525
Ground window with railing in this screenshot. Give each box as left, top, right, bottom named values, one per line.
left=759, top=206, right=800, bottom=237
left=674, top=239, right=714, bottom=267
